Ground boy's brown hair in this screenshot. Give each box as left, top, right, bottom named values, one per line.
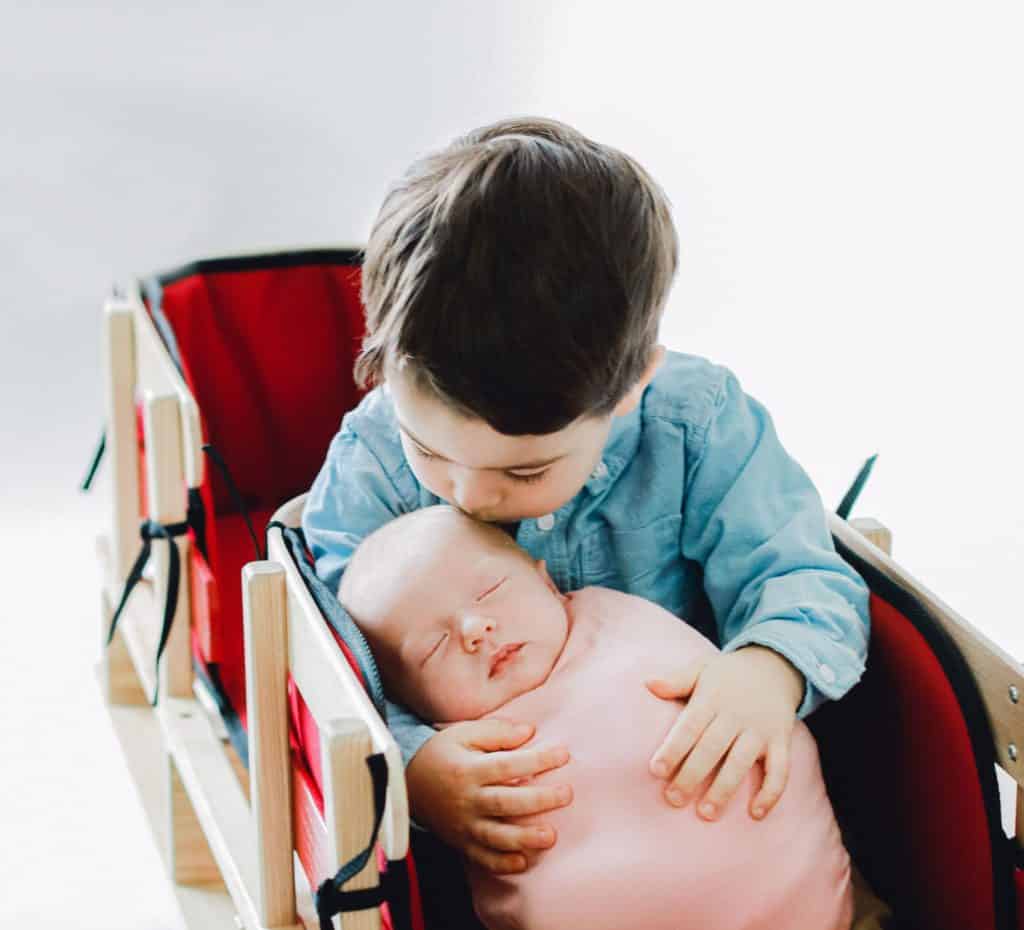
left=355, top=117, right=678, bottom=435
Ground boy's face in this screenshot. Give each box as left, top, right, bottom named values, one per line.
left=388, top=367, right=614, bottom=523
left=345, top=512, right=570, bottom=722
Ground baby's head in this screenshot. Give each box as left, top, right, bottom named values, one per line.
left=340, top=507, right=569, bottom=723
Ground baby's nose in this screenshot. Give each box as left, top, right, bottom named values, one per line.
left=459, top=612, right=495, bottom=652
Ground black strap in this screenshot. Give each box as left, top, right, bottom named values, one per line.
left=315, top=753, right=390, bottom=929
left=836, top=454, right=878, bottom=520
left=105, top=518, right=190, bottom=705
left=81, top=427, right=107, bottom=491
left=202, top=444, right=264, bottom=560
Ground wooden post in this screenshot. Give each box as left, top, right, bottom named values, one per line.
left=848, top=517, right=893, bottom=556
left=167, top=753, right=221, bottom=885
left=100, top=586, right=148, bottom=705
left=1017, top=785, right=1024, bottom=852
left=103, top=298, right=140, bottom=583
left=243, top=562, right=297, bottom=928
left=321, top=719, right=381, bottom=930
left=143, top=390, right=192, bottom=700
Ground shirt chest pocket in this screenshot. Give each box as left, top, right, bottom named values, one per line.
left=578, top=514, right=683, bottom=604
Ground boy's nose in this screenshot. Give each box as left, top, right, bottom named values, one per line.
left=459, top=612, right=496, bottom=653
left=450, top=468, right=501, bottom=516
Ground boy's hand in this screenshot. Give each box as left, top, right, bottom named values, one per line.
left=646, top=646, right=804, bottom=821
left=406, top=718, right=573, bottom=874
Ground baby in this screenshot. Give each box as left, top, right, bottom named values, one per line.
left=340, top=507, right=855, bottom=930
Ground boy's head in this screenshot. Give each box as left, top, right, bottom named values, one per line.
left=340, top=506, right=569, bottom=723
left=356, top=116, right=677, bottom=521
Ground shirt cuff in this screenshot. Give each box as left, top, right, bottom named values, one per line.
left=721, top=618, right=866, bottom=719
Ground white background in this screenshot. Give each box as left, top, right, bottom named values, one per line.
left=2, top=2, right=1022, bottom=926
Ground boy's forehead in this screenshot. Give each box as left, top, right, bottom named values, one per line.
left=388, top=369, right=592, bottom=469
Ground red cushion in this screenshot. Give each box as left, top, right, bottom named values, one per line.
left=204, top=507, right=276, bottom=729
left=159, top=261, right=365, bottom=514
left=811, top=592, right=1003, bottom=930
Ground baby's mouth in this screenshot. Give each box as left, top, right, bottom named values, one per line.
left=489, top=643, right=524, bottom=678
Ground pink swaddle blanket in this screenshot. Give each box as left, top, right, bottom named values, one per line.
left=469, top=587, right=853, bottom=930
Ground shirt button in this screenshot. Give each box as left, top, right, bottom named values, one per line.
left=818, top=663, right=837, bottom=685
left=590, top=461, right=608, bottom=480
left=537, top=514, right=555, bottom=531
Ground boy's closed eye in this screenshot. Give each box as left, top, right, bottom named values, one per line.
left=406, top=438, right=550, bottom=484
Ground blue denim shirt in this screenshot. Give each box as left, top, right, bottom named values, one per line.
left=303, top=351, right=870, bottom=766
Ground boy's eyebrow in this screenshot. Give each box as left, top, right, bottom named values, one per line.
left=397, top=421, right=567, bottom=470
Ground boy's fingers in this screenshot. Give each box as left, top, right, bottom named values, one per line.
left=645, top=659, right=707, bottom=700
left=464, top=843, right=528, bottom=875
left=463, top=718, right=535, bottom=753
left=665, top=715, right=738, bottom=806
left=481, top=745, right=571, bottom=785
left=649, top=698, right=715, bottom=778
left=699, top=730, right=762, bottom=819
left=751, top=740, right=790, bottom=819
left=477, top=783, right=573, bottom=818
left=469, top=818, right=557, bottom=853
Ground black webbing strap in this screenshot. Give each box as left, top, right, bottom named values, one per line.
left=105, top=518, right=190, bottom=705
left=315, top=753, right=390, bottom=929
left=202, top=444, right=264, bottom=560
left=81, top=427, right=107, bottom=491
left=836, top=454, right=879, bottom=520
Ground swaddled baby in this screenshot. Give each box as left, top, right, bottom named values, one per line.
left=340, top=506, right=854, bottom=930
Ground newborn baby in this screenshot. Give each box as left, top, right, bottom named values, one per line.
left=340, top=507, right=854, bottom=930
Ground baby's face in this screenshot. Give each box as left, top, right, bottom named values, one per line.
left=345, top=513, right=569, bottom=722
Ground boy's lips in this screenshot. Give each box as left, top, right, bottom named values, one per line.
left=489, top=643, right=524, bottom=678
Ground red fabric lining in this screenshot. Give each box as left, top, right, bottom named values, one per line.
left=1015, top=867, right=1024, bottom=930
left=158, top=264, right=365, bottom=513
left=811, top=592, right=999, bottom=930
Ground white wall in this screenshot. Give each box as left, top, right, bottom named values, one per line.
left=2, top=2, right=1021, bottom=924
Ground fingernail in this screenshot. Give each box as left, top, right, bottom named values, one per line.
left=699, top=802, right=716, bottom=820
left=752, top=806, right=765, bottom=819
left=666, top=788, right=686, bottom=807
left=534, top=827, right=553, bottom=844
left=515, top=723, right=533, bottom=736
left=557, top=785, right=572, bottom=804
left=650, top=760, right=668, bottom=778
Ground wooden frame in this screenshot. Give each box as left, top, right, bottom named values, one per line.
left=95, top=279, right=1024, bottom=928
left=95, top=287, right=407, bottom=930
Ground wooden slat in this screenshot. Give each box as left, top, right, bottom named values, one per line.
left=143, top=391, right=193, bottom=699
left=848, top=516, right=893, bottom=556
left=266, top=521, right=409, bottom=859
left=322, top=719, right=381, bottom=930
left=159, top=696, right=304, bottom=930
left=243, top=562, right=298, bottom=928
left=103, top=298, right=140, bottom=583
left=168, top=753, right=221, bottom=884
left=98, top=573, right=148, bottom=706
left=129, top=283, right=204, bottom=488
left=832, top=513, right=1024, bottom=786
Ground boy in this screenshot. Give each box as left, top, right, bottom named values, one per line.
left=303, top=116, right=870, bottom=877
left=339, top=506, right=856, bottom=930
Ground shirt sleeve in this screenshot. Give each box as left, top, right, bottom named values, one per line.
left=302, top=426, right=438, bottom=767
left=680, top=370, right=871, bottom=718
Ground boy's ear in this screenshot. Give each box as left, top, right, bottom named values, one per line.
left=535, top=559, right=567, bottom=600
left=612, top=345, right=666, bottom=418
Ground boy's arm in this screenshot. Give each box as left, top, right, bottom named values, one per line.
left=647, top=369, right=870, bottom=821
left=680, top=370, right=870, bottom=718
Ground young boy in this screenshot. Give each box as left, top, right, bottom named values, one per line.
left=339, top=506, right=857, bottom=930
left=303, top=116, right=870, bottom=878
